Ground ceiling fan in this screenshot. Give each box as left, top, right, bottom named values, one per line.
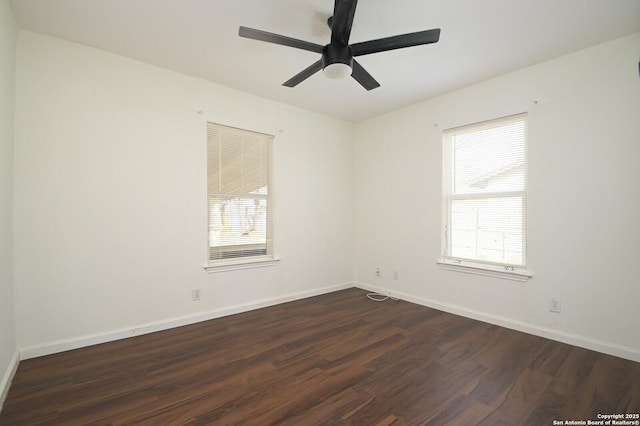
left=238, top=0, right=441, bottom=90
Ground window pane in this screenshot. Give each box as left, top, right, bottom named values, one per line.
left=443, top=114, right=527, bottom=268
left=207, top=122, right=273, bottom=264
left=208, top=126, right=269, bottom=196
left=450, top=196, right=524, bottom=265
left=208, top=196, right=268, bottom=260
left=452, top=119, right=526, bottom=195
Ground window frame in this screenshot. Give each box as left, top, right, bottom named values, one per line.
left=204, top=123, right=279, bottom=273
left=439, top=114, right=532, bottom=281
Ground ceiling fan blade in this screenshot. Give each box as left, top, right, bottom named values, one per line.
left=352, top=28, right=441, bottom=57
left=239, top=26, right=324, bottom=54
left=331, top=0, right=358, bottom=45
left=351, top=60, right=380, bottom=91
left=283, top=60, right=324, bottom=87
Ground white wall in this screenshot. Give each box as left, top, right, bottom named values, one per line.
left=354, top=33, right=640, bottom=360
left=14, top=31, right=354, bottom=355
left=0, top=0, right=18, bottom=406
left=9, top=24, right=640, bottom=364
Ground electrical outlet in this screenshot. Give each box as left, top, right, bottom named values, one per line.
left=375, top=268, right=381, bottom=277
left=393, top=271, right=399, bottom=280
left=192, top=288, right=201, bottom=301
left=550, top=298, right=561, bottom=313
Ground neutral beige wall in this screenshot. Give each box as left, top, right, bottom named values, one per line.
left=9, top=22, right=640, bottom=364
left=0, top=0, right=17, bottom=405
left=353, top=33, right=640, bottom=361
left=14, top=30, right=355, bottom=354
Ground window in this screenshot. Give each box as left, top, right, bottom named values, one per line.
left=440, top=114, right=531, bottom=280
left=206, top=123, right=276, bottom=271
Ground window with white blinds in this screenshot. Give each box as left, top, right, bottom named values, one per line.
left=207, top=123, right=274, bottom=268
left=442, top=114, right=527, bottom=269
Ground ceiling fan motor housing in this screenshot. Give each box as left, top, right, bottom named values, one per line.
left=322, top=43, right=353, bottom=71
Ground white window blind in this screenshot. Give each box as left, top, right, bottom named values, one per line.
left=442, top=114, right=527, bottom=268
left=207, top=123, right=273, bottom=265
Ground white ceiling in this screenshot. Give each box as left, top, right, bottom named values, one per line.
left=10, top=0, right=640, bottom=122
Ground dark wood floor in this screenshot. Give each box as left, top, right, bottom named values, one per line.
left=1, top=288, right=639, bottom=425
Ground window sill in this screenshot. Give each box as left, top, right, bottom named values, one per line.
left=205, top=256, right=280, bottom=273
left=437, top=258, right=532, bottom=282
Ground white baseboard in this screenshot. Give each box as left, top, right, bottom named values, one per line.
left=0, top=349, right=19, bottom=411
left=19, top=281, right=639, bottom=363
left=20, top=282, right=353, bottom=360
left=354, top=282, right=640, bottom=363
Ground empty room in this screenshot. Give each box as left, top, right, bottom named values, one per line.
left=1, top=0, right=639, bottom=424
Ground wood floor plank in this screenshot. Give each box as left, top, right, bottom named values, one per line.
left=1, top=287, right=639, bottom=425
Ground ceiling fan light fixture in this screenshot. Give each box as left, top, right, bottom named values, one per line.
left=323, top=62, right=352, bottom=79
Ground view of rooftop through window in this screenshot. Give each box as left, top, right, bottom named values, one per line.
left=444, top=114, right=527, bottom=266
